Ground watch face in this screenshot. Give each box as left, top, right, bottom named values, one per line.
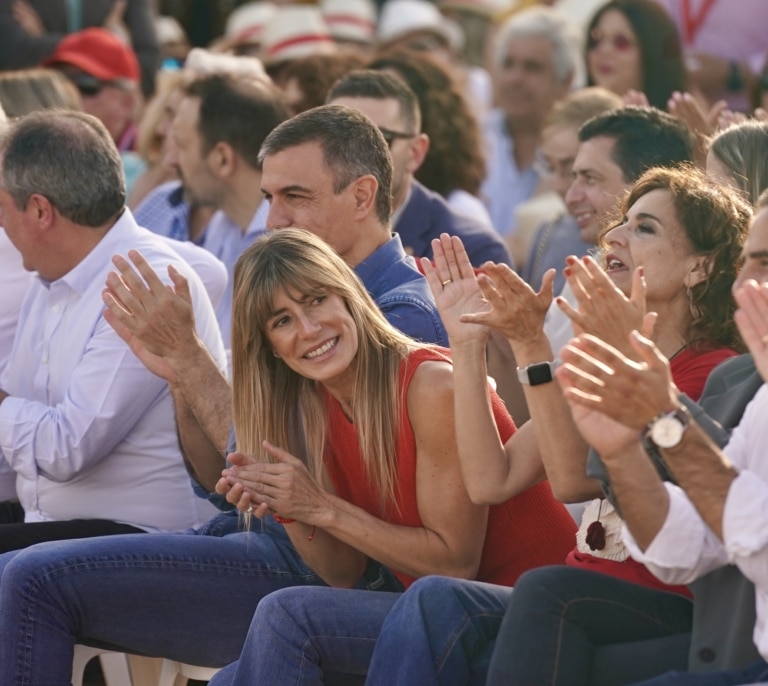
left=528, top=363, right=554, bottom=386
left=650, top=415, right=685, bottom=449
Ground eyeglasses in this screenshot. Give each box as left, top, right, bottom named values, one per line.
left=378, top=127, right=415, bottom=149
left=66, top=73, right=131, bottom=97
left=533, top=153, right=574, bottom=182
left=587, top=29, right=636, bottom=52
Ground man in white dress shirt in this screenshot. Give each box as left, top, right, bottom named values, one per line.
left=0, top=109, right=225, bottom=552
left=555, top=272, right=768, bottom=683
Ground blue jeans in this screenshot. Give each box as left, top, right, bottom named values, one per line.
left=0, top=516, right=393, bottom=685
left=209, top=575, right=510, bottom=686
left=629, top=659, right=768, bottom=685
left=486, top=565, right=694, bottom=686
left=366, top=575, right=512, bottom=686
left=209, top=586, right=402, bottom=686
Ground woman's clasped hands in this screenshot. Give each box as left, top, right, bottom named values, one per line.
left=216, top=441, right=329, bottom=524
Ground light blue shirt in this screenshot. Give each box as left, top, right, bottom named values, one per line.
left=0, top=209, right=225, bottom=531
left=134, top=180, right=196, bottom=243
left=202, top=202, right=269, bottom=348
left=480, top=109, right=540, bottom=237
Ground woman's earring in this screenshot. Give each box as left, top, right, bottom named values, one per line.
left=272, top=351, right=280, bottom=358
left=686, top=281, right=701, bottom=320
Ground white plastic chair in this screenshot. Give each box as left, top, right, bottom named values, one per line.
left=72, top=645, right=133, bottom=686
left=157, top=659, right=221, bottom=686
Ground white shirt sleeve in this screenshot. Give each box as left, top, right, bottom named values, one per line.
left=622, top=482, right=729, bottom=585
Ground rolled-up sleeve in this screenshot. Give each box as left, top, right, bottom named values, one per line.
left=622, top=482, right=729, bottom=586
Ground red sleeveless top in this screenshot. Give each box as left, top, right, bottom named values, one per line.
left=323, top=347, right=576, bottom=589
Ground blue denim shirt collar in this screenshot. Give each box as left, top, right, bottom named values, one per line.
left=354, top=233, right=448, bottom=347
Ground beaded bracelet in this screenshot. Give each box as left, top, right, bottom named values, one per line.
left=272, top=514, right=296, bottom=524
left=272, top=514, right=316, bottom=541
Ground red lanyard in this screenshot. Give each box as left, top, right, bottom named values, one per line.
left=680, top=0, right=717, bottom=46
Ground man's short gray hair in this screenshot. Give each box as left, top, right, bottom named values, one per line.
left=1, top=110, right=125, bottom=227
left=493, top=6, right=581, bottom=85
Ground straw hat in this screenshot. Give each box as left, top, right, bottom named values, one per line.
left=225, top=1, right=277, bottom=47
left=260, top=5, right=337, bottom=65
left=321, top=0, right=377, bottom=45
left=438, top=0, right=514, bottom=19
left=377, top=0, right=463, bottom=51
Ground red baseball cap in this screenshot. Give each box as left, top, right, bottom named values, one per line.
left=44, top=27, right=140, bottom=82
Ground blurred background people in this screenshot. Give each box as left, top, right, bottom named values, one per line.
left=0, top=0, right=159, bottom=97
left=259, top=4, right=337, bottom=85
left=42, top=26, right=146, bottom=194
left=481, top=6, right=579, bottom=241
left=706, top=119, right=768, bottom=208
left=656, top=0, right=768, bottom=112
left=321, top=0, right=377, bottom=54
left=369, top=49, right=492, bottom=226
left=279, top=51, right=367, bottom=115
left=584, top=0, right=687, bottom=109
left=521, top=86, right=622, bottom=291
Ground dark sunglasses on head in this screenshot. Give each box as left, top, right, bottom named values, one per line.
left=378, top=127, right=415, bottom=149
left=587, top=28, right=635, bottom=52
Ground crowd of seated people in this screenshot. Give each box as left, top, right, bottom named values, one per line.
left=1, top=1, right=768, bottom=685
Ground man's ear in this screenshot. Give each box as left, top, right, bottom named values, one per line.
left=350, top=175, right=378, bottom=217
left=406, top=133, right=430, bottom=174
left=209, top=141, right=237, bottom=178
left=26, top=193, right=55, bottom=229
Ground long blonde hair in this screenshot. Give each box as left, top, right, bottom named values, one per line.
left=231, top=228, right=421, bottom=506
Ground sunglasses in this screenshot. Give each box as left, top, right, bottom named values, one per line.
left=378, top=127, right=415, bottom=149
left=67, top=73, right=131, bottom=97
left=587, top=29, right=635, bottom=52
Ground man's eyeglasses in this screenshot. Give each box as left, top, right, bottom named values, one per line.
left=532, top=153, right=574, bottom=183
left=66, top=73, right=131, bottom=97
left=587, top=29, right=635, bottom=52
left=378, top=127, right=415, bottom=149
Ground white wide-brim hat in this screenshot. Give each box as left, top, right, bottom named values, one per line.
left=260, top=5, right=337, bottom=65
left=225, top=1, right=277, bottom=46
left=321, top=0, right=377, bottom=44
left=377, top=0, right=463, bottom=50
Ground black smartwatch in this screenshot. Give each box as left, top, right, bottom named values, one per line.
left=516, top=360, right=559, bottom=386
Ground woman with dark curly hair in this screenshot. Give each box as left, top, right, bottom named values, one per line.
left=368, top=49, right=491, bottom=225
left=596, top=165, right=748, bottom=355
left=586, top=0, right=687, bottom=109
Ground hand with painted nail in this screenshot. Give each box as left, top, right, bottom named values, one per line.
left=557, top=255, right=655, bottom=359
